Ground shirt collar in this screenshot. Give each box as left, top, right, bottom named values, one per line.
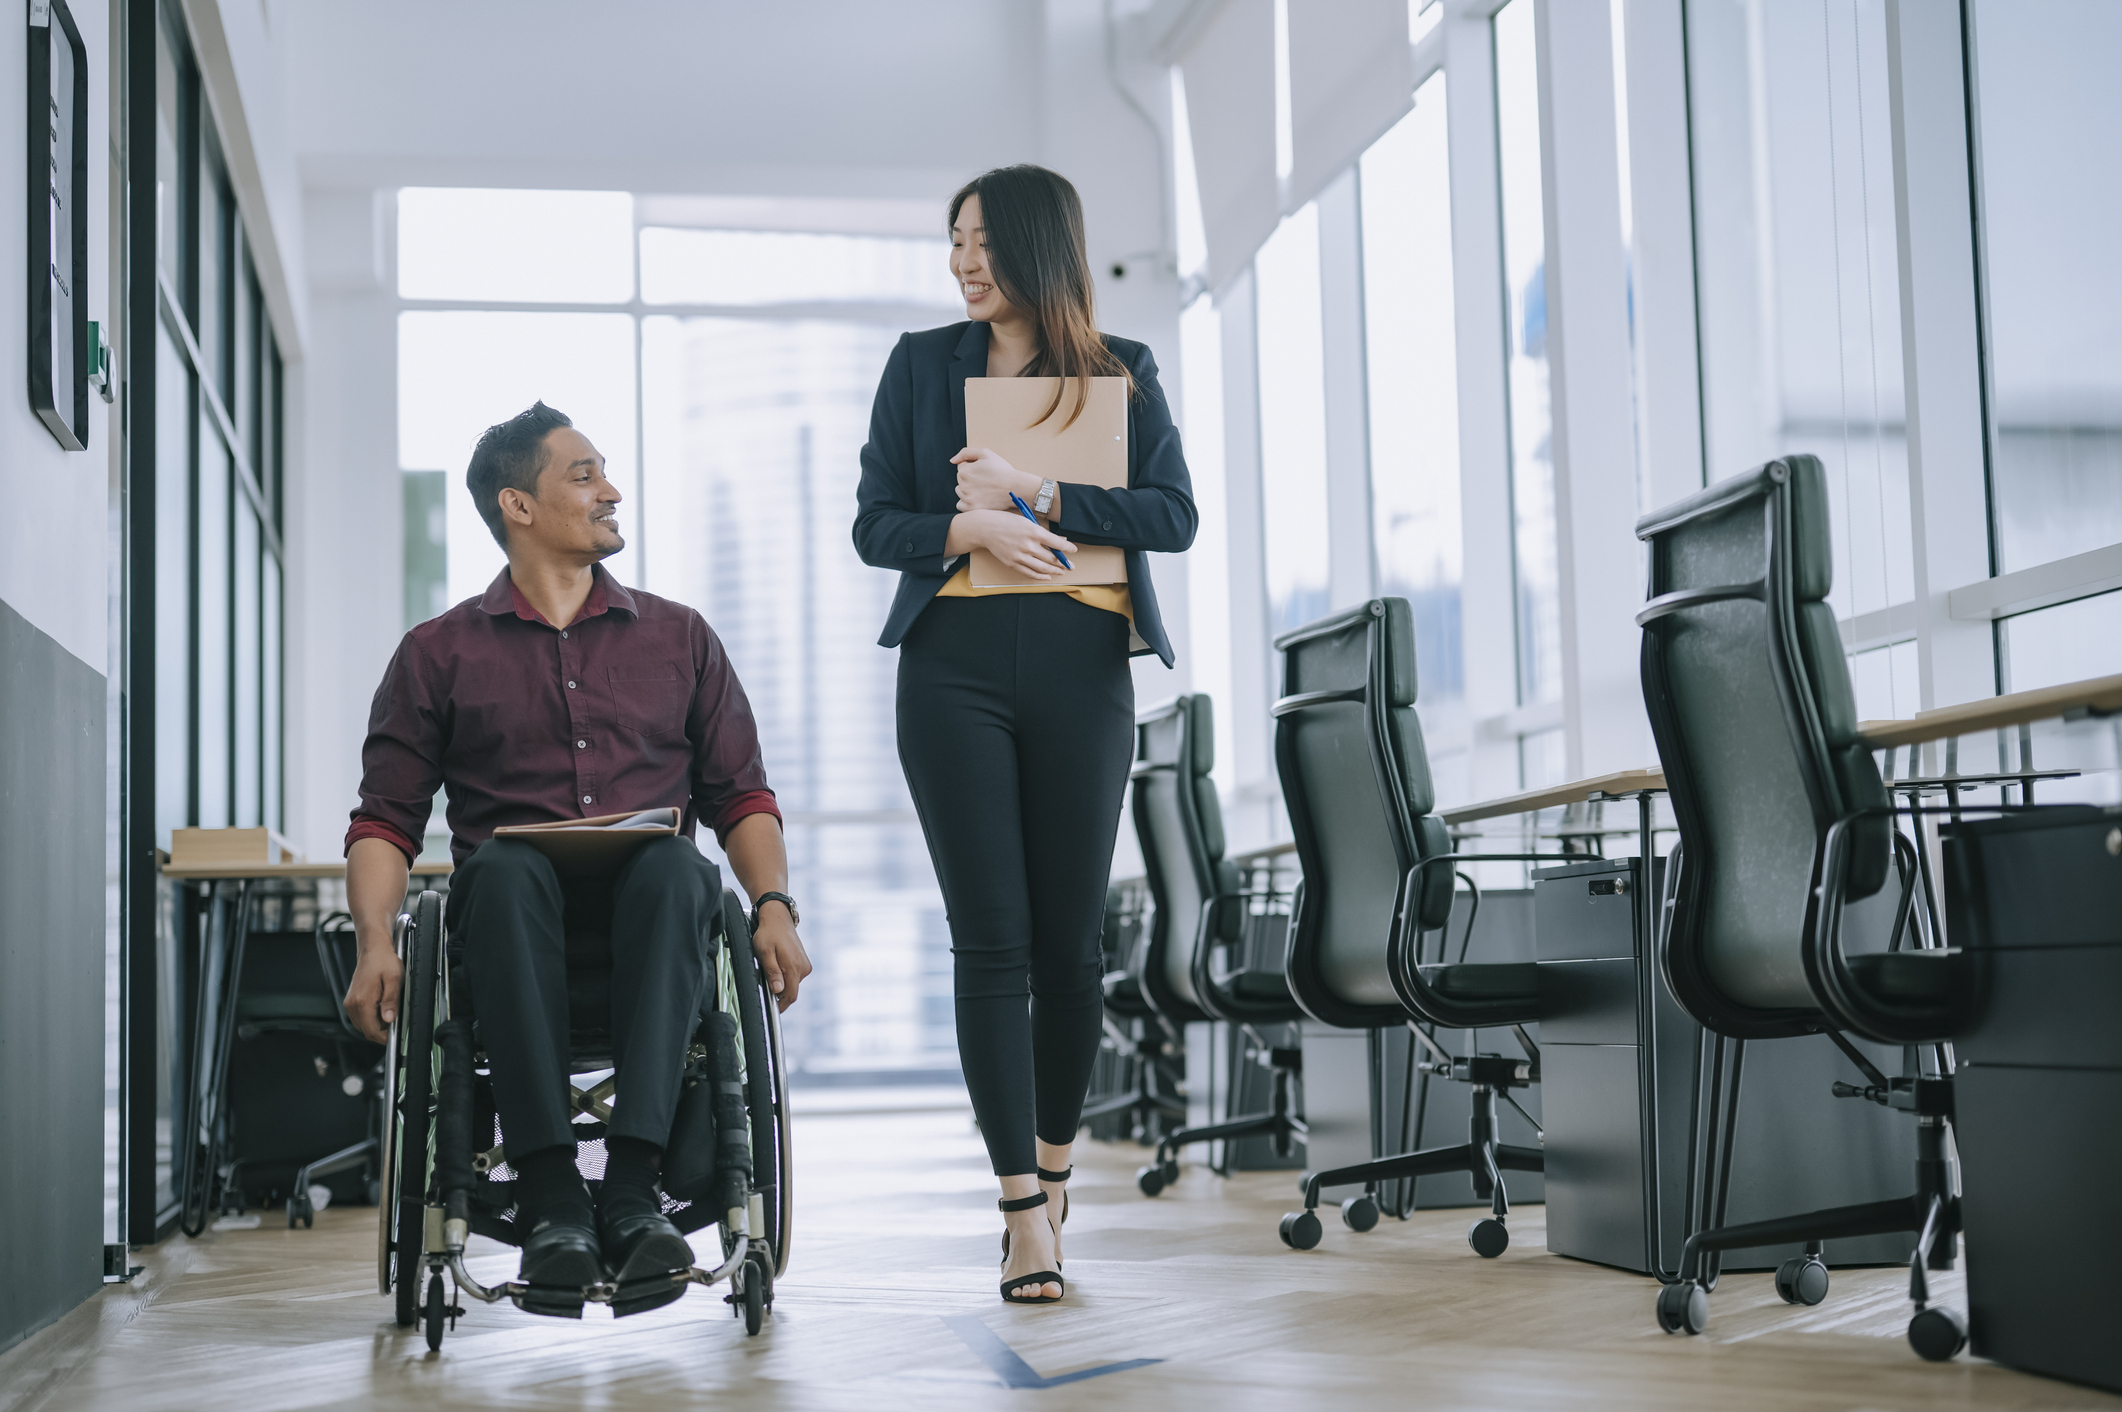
left=480, top=563, right=638, bottom=627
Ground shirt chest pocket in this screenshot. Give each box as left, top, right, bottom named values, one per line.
left=608, top=663, right=690, bottom=743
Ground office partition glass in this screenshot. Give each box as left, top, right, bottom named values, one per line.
left=2002, top=592, right=2122, bottom=695
left=1360, top=74, right=1466, bottom=800
left=195, top=432, right=231, bottom=830
left=1686, top=0, right=1912, bottom=626
left=1254, top=203, right=1331, bottom=637
left=1968, top=0, right=2122, bottom=574
left=1493, top=0, right=1560, bottom=714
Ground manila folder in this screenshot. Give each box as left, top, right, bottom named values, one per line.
left=964, top=375, right=1128, bottom=588
left=493, top=806, right=682, bottom=877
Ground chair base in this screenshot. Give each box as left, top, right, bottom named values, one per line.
left=1656, top=1040, right=1966, bottom=1362
left=1278, top=1083, right=1541, bottom=1255
left=1081, top=1017, right=1186, bottom=1148
left=1141, top=1046, right=1304, bottom=1197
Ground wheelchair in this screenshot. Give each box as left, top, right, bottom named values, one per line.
left=378, top=885, right=793, bottom=1350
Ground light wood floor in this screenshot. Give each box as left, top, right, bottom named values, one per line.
left=5, top=1099, right=2114, bottom=1412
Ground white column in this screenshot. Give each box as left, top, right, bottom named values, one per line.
left=1885, top=0, right=1995, bottom=713
left=1218, top=269, right=1280, bottom=845
left=1316, top=166, right=1377, bottom=611
left=1622, top=0, right=1707, bottom=512
left=1536, top=0, right=1649, bottom=777
left=1442, top=8, right=1521, bottom=804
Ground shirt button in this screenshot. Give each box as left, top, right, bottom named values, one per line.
left=1102, top=519, right=1113, bottom=531
left=560, top=630, right=568, bottom=639
left=581, top=795, right=593, bottom=805
left=576, top=740, right=587, bottom=749
left=567, top=681, right=578, bottom=689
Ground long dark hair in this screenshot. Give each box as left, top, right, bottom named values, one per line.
left=949, top=164, right=1133, bottom=429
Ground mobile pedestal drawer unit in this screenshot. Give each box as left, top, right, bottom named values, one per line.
left=1946, top=806, right=2122, bottom=1395
left=1535, top=857, right=1692, bottom=1275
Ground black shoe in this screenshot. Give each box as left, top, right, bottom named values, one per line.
left=517, top=1214, right=604, bottom=1318
left=598, top=1187, right=694, bottom=1317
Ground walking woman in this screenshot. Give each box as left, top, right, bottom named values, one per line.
left=853, top=164, right=1195, bottom=1303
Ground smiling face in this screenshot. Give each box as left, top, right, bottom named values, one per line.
left=498, top=426, right=624, bottom=562
left=950, top=193, right=1017, bottom=324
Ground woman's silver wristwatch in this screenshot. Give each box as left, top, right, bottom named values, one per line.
left=1033, top=478, right=1056, bottom=517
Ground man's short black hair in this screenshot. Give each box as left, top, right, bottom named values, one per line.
left=466, top=401, right=572, bottom=548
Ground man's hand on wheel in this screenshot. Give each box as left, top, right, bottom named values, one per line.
left=344, top=945, right=404, bottom=1044
left=752, top=905, right=812, bottom=1012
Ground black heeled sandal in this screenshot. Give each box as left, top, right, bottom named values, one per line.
left=1000, top=1166, right=1074, bottom=1259
left=997, top=1192, right=1065, bottom=1305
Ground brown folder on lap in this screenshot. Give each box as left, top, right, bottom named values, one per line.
left=493, top=807, right=682, bottom=876
left=965, top=376, right=1129, bottom=588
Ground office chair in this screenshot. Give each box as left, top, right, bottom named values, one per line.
left=1272, top=600, right=1551, bottom=1255
left=1128, top=693, right=1307, bottom=1197
left=1082, top=885, right=1188, bottom=1146
left=1636, top=456, right=1981, bottom=1360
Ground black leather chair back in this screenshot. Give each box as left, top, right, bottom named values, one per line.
left=1637, top=457, right=1961, bottom=1043
left=1274, top=600, right=1457, bottom=1030
left=1131, top=694, right=1235, bottom=1025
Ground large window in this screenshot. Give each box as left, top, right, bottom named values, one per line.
left=1687, top=0, right=1915, bottom=720
left=1254, top=203, right=1331, bottom=637
left=396, top=191, right=961, bottom=1075
left=1361, top=73, right=1465, bottom=801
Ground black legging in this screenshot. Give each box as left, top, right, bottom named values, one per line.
left=897, top=593, right=1135, bottom=1175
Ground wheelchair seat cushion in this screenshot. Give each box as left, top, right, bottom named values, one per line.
left=1418, top=962, right=1540, bottom=1004
left=1844, top=949, right=1969, bottom=1005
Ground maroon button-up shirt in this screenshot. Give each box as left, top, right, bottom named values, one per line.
left=346, top=565, right=779, bottom=867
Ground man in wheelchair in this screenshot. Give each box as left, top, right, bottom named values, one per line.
left=340, top=402, right=811, bottom=1309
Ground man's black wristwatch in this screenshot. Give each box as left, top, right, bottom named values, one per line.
left=751, top=892, right=799, bottom=930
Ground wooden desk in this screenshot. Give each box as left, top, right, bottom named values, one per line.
left=162, top=859, right=454, bottom=881
left=1439, top=769, right=1667, bottom=828
left=1858, top=672, right=2122, bottom=749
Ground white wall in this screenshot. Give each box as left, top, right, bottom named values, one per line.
left=286, top=191, right=403, bottom=859
left=0, top=0, right=112, bottom=671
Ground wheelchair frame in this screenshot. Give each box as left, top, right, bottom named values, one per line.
left=377, top=886, right=793, bottom=1348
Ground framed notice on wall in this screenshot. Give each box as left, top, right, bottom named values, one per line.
left=28, top=0, right=90, bottom=451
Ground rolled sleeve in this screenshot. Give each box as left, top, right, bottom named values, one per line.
left=344, top=635, right=443, bottom=864
left=687, top=614, right=779, bottom=845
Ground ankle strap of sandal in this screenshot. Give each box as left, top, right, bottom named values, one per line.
left=1036, top=1165, right=1073, bottom=1184
left=997, top=1191, right=1050, bottom=1213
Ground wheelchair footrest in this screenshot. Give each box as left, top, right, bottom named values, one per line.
left=610, top=1274, right=689, bottom=1318
left=515, top=1285, right=590, bottom=1320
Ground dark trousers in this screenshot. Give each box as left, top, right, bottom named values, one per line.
left=445, top=835, right=719, bottom=1160
left=897, top=594, right=1135, bottom=1175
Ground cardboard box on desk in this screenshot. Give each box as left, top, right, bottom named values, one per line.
left=168, top=827, right=305, bottom=869
left=492, top=807, right=681, bottom=876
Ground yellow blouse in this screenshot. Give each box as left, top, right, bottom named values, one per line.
left=934, top=562, right=1136, bottom=625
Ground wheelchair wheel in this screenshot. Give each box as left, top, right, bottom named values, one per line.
left=389, top=891, right=444, bottom=1329
left=721, top=891, right=792, bottom=1278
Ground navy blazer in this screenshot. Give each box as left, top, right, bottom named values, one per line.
left=853, top=321, right=1197, bottom=667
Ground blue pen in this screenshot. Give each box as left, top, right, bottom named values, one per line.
left=1009, top=491, right=1073, bottom=570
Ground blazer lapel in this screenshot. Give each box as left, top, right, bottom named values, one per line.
left=948, top=320, right=988, bottom=458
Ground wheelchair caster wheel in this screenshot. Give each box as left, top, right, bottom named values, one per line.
left=1278, top=1210, right=1322, bottom=1250
left=1136, top=1165, right=1166, bottom=1198
left=1467, top=1218, right=1509, bottom=1258
left=1774, top=1256, right=1829, bottom=1306
left=1161, top=1158, right=1179, bottom=1182
left=1656, top=1281, right=1708, bottom=1335
left=423, top=1271, right=448, bottom=1353
left=1907, top=1306, right=1967, bottom=1362
left=1340, top=1196, right=1380, bottom=1233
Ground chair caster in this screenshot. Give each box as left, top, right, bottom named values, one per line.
left=1136, top=1165, right=1166, bottom=1197
left=1340, top=1196, right=1380, bottom=1233
left=1278, top=1210, right=1322, bottom=1250
left=1907, top=1306, right=1967, bottom=1362
left=422, top=1270, right=460, bottom=1353
left=1467, top=1218, right=1509, bottom=1258
left=1656, top=1281, right=1708, bottom=1335
left=286, top=1194, right=312, bottom=1230
left=1774, top=1256, right=1829, bottom=1306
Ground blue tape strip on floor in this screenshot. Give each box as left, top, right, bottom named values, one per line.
left=941, top=1315, right=1161, bottom=1389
